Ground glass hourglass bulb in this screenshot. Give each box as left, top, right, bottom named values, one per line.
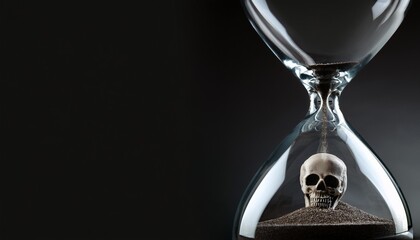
left=233, top=0, right=413, bottom=240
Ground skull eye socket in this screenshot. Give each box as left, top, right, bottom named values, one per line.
left=324, top=175, right=339, bottom=188
left=305, top=174, right=319, bottom=185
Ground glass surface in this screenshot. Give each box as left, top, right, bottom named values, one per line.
left=233, top=0, right=413, bottom=239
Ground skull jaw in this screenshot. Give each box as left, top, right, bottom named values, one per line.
left=305, top=192, right=339, bottom=209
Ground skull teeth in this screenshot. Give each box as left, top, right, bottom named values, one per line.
left=309, top=192, right=333, bottom=208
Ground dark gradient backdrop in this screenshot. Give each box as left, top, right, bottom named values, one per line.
left=1, top=1, right=420, bottom=239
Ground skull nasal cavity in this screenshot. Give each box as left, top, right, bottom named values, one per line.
left=305, top=174, right=319, bottom=185
left=317, top=180, right=326, bottom=190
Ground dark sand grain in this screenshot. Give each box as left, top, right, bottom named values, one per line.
left=256, top=202, right=395, bottom=240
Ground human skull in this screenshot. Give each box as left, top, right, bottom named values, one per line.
left=300, top=153, right=347, bottom=209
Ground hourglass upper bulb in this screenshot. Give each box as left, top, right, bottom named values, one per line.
left=243, top=0, right=411, bottom=76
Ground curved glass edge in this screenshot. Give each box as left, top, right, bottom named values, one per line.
left=232, top=119, right=306, bottom=240
left=345, top=122, right=413, bottom=232
left=338, top=123, right=411, bottom=234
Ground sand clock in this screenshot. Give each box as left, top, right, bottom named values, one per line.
left=233, top=0, right=413, bottom=239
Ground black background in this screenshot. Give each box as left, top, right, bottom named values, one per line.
left=2, top=1, right=420, bottom=239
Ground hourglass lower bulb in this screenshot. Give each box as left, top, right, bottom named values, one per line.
left=233, top=0, right=413, bottom=239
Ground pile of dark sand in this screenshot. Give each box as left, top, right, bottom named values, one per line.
left=256, top=202, right=395, bottom=240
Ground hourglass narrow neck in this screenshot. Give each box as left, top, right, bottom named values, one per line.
left=288, top=60, right=358, bottom=134
left=310, top=79, right=339, bottom=110
left=302, top=77, right=347, bottom=153
left=306, top=77, right=347, bottom=128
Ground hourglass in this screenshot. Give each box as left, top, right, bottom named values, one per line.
left=233, top=0, right=413, bottom=239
